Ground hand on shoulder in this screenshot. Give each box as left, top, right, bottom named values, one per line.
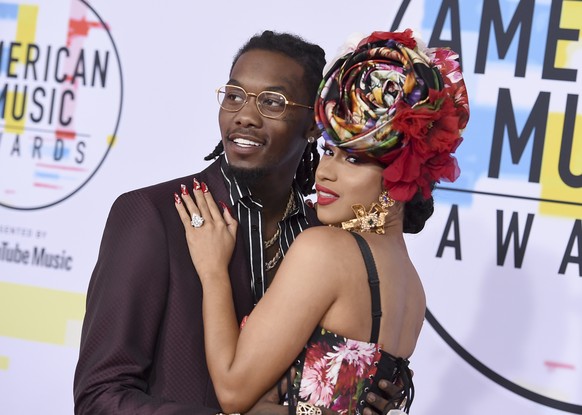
left=174, top=180, right=237, bottom=280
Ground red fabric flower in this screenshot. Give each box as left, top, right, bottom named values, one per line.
left=378, top=88, right=465, bottom=201
left=393, top=90, right=462, bottom=155
left=382, top=146, right=422, bottom=201
left=359, top=29, right=417, bottom=49
left=424, top=152, right=461, bottom=184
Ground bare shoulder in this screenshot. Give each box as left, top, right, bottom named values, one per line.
left=292, top=226, right=355, bottom=250
left=284, top=227, right=360, bottom=271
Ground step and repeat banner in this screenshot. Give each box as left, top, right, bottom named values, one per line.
left=0, top=0, right=580, bottom=414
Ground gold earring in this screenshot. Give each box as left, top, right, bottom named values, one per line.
left=338, top=191, right=394, bottom=234
left=379, top=190, right=395, bottom=210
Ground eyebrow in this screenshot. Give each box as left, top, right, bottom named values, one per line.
left=227, top=79, right=290, bottom=94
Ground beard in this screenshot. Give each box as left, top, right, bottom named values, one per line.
left=225, top=164, right=270, bottom=188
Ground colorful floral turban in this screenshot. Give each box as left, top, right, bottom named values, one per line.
left=315, top=29, right=470, bottom=202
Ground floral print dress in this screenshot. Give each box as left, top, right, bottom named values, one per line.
left=287, top=233, right=414, bottom=415
left=288, top=326, right=412, bottom=415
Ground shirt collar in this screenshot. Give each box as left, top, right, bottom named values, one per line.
left=219, top=155, right=308, bottom=220
left=220, top=156, right=254, bottom=206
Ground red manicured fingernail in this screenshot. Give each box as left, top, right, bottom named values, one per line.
left=174, top=193, right=181, bottom=204
left=180, top=184, right=188, bottom=195
left=240, top=315, right=248, bottom=329
left=201, top=182, right=208, bottom=193
left=193, top=178, right=201, bottom=190
left=305, top=199, right=314, bottom=208
left=219, top=201, right=231, bottom=214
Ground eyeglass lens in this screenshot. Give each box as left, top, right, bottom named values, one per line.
left=217, top=85, right=287, bottom=117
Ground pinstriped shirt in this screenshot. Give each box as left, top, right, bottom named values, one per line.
left=220, top=157, right=313, bottom=304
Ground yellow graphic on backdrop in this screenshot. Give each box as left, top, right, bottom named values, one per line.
left=15, top=5, right=38, bottom=45
left=540, top=0, right=582, bottom=217
left=557, top=0, right=581, bottom=70
left=3, top=5, right=38, bottom=135
left=4, top=91, right=27, bottom=134
left=0, top=356, right=9, bottom=370
left=0, top=282, right=85, bottom=346
left=541, top=112, right=582, bottom=217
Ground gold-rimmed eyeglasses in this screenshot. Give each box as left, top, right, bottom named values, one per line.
left=216, top=85, right=313, bottom=119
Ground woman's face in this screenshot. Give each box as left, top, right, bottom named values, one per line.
left=315, top=143, right=384, bottom=225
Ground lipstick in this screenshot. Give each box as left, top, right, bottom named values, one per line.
left=316, top=184, right=339, bottom=206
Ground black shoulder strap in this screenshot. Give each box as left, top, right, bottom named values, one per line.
left=350, top=232, right=382, bottom=343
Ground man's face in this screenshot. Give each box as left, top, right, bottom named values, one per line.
left=219, top=49, right=315, bottom=183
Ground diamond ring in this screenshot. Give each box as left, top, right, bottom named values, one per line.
left=191, top=213, right=204, bottom=228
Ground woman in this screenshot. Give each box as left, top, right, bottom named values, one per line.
left=174, top=29, right=469, bottom=414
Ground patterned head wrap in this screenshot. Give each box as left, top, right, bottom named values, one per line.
left=315, top=29, right=470, bottom=202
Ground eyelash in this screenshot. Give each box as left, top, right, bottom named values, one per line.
left=320, top=144, right=360, bottom=164
left=320, top=144, right=332, bottom=156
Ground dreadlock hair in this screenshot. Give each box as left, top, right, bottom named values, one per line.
left=204, top=141, right=224, bottom=161
left=296, top=141, right=320, bottom=196
left=232, top=30, right=326, bottom=105
left=204, top=30, right=326, bottom=196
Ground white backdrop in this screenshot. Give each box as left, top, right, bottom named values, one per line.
left=0, top=0, right=581, bottom=414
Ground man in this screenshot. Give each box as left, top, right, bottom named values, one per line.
left=74, top=30, right=399, bottom=415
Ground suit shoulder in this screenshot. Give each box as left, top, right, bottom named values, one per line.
left=114, top=158, right=223, bottom=207
left=125, top=157, right=223, bottom=194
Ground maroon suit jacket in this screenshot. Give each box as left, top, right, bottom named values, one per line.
left=74, top=158, right=319, bottom=414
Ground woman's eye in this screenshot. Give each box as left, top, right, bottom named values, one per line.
left=320, top=145, right=333, bottom=156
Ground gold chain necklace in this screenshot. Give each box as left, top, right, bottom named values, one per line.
left=265, top=249, right=282, bottom=271
left=264, top=190, right=295, bottom=270
left=263, top=190, right=295, bottom=248
left=263, top=227, right=280, bottom=249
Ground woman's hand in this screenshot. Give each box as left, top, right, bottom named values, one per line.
left=174, top=179, right=238, bottom=280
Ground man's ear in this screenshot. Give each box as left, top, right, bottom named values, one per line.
left=306, top=121, right=320, bottom=142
